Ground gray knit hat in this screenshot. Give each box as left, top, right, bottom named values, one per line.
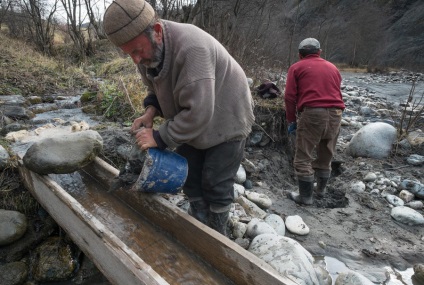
left=103, top=0, right=155, bottom=47
left=298, top=38, right=320, bottom=50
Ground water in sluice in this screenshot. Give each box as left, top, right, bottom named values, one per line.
left=50, top=171, right=233, bottom=285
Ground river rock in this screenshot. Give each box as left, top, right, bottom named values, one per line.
left=399, top=179, right=424, bottom=199
left=391, top=206, right=424, bottom=226
left=23, top=130, right=103, bottom=174
left=406, top=154, right=424, bottom=166
left=405, top=200, right=423, bottom=210
left=363, top=172, right=377, bottom=182
left=248, top=234, right=319, bottom=285
left=399, top=190, right=415, bottom=203
left=246, top=191, right=272, bottom=209
left=232, top=221, right=247, bottom=239
left=235, top=196, right=267, bottom=219
left=235, top=164, right=246, bottom=184
left=412, top=264, right=424, bottom=285
left=285, top=215, right=309, bottom=235
left=335, top=270, right=374, bottom=285
left=246, top=218, right=277, bottom=239
left=0, top=209, right=28, bottom=246
left=407, top=130, right=424, bottom=155
left=0, top=95, right=34, bottom=120
left=264, top=214, right=286, bottom=236
left=385, top=194, right=404, bottom=207
left=0, top=145, right=10, bottom=170
left=0, top=261, right=28, bottom=285
left=233, top=183, right=245, bottom=199
left=346, top=122, right=396, bottom=159
left=31, top=237, right=78, bottom=282
left=350, top=181, right=366, bottom=193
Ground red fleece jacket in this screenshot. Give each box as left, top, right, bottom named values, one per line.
left=284, top=54, right=345, bottom=123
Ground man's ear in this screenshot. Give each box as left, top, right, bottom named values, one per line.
left=153, top=23, right=163, bottom=41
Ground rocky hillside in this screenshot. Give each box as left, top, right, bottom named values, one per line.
left=285, top=0, right=424, bottom=70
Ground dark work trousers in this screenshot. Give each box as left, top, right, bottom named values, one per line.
left=176, top=139, right=246, bottom=210
left=294, top=107, right=342, bottom=178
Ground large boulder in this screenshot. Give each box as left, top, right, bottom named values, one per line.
left=248, top=234, right=320, bottom=285
left=346, top=122, right=397, bottom=159
left=23, top=130, right=103, bottom=174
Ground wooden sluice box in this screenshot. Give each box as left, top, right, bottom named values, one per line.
left=18, top=157, right=298, bottom=285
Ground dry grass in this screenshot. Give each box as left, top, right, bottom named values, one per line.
left=0, top=31, right=92, bottom=96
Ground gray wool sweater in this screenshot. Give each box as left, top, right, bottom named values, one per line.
left=137, top=20, right=255, bottom=150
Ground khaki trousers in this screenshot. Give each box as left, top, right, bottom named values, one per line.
left=294, top=107, right=342, bottom=178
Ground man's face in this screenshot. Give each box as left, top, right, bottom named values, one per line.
left=120, top=24, right=163, bottom=68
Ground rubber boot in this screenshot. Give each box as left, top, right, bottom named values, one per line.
left=288, top=180, right=314, bottom=205
left=315, top=177, right=329, bottom=198
left=188, top=199, right=209, bottom=225
left=208, top=210, right=229, bottom=237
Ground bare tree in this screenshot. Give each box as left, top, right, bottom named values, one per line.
left=20, top=0, right=58, bottom=55
left=60, top=0, right=95, bottom=61
left=84, top=0, right=105, bottom=40
left=0, top=0, right=12, bottom=28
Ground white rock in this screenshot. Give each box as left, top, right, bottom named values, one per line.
left=335, top=270, right=374, bottom=285
left=248, top=234, right=319, bottom=285
left=246, top=218, right=277, bottom=239
left=234, top=164, right=247, bottom=184
left=246, top=191, right=272, bottom=209
left=391, top=206, right=424, bottom=226
left=233, top=183, right=245, bottom=199
left=363, top=172, right=377, bottom=182
left=346, top=122, right=397, bottom=159
left=405, top=201, right=423, bottom=210
left=385, top=195, right=404, bottom=207
left=264, top=214, right=285, bottom=236
left=285, top=215, right=309, bottom=235
left=350, top=181, right=366, bottom=193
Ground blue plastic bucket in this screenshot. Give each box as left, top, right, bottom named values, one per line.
left=134, top=148, right=188, bottom=194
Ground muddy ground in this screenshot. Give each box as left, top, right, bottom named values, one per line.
left=244, top=132, right=423, bottom=284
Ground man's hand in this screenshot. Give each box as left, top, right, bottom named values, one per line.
left=288, top=122, right=297, bottom=135
left=130, top=106, right=157, bottom=134
left=134, top=128, right=157, bottom=150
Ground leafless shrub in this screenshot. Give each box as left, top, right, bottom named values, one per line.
left=394, top=80, right=424, bottom=154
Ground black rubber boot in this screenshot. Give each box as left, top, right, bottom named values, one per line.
left=188, top=199, right=209, bottom=225
left=208, top=210, right=229, bottom=237
left=315, top=177, right=329, bottom=198
left=289, top=180, right=314, bottom=205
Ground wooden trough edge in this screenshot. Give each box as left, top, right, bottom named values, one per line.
left=83, top=157, right=299, bottom=285
left=18, top=163, right=170, bottom=285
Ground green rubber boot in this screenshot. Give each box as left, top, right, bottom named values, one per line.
left=289, top=180, right=314, bottom=205
left=315, top=176, right=329, bottom=198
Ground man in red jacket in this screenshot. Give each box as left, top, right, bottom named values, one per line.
left=284, top=38, right=345, bottom=205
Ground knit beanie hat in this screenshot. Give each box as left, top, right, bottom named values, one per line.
left=103, top=0, right=155, bottom=47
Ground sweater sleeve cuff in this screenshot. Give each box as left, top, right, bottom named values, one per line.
left=153, top=130, right=167, bottom=150
left=143, top=94, right=162, bottom=115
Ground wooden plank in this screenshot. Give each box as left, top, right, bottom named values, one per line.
left=18, top=164, right=169, bottom=285
left=85, top=157, right=299, bottom=285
